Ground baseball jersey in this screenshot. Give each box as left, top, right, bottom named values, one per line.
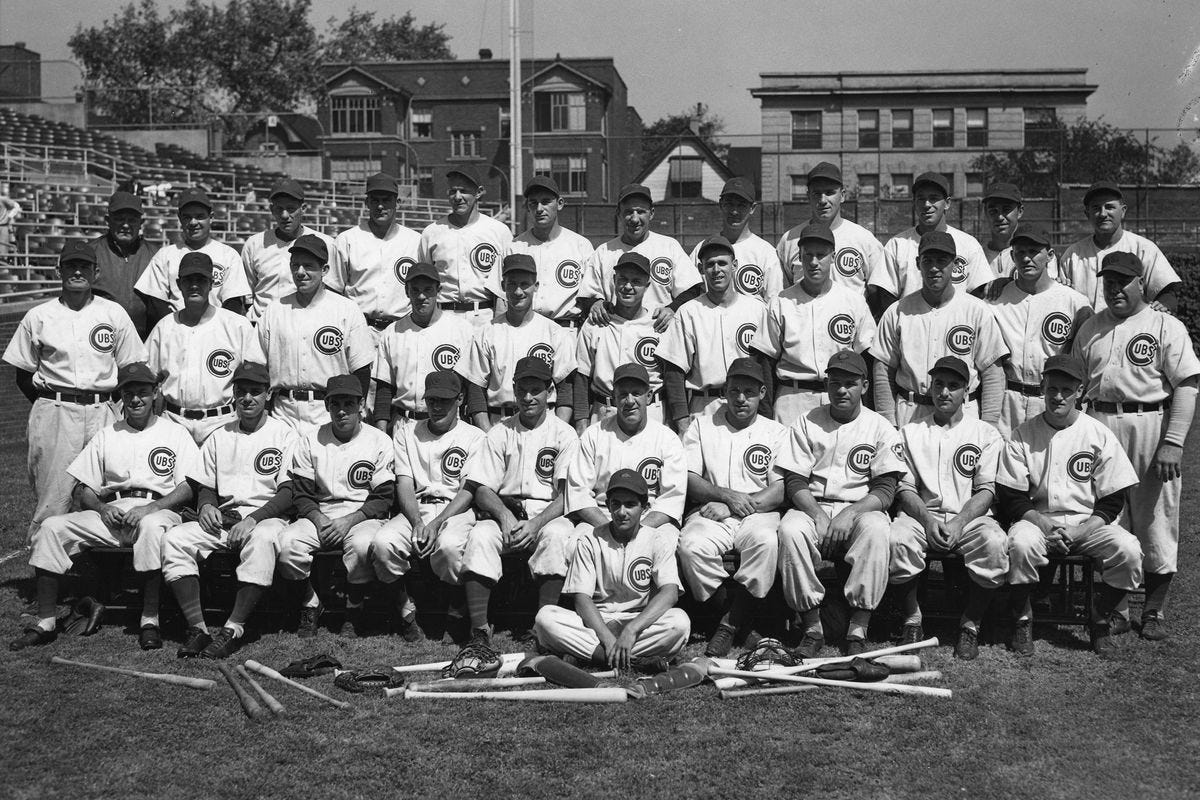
left=373, top=310, right=473, bottom=414
left=564, top=417, right=686, bottom=520
left=289, top=422, right=395, bottom=518
left=578, top=231, right=702, bottom=310
left=1071, top=306, right=1200, bottom=405
left=898, top=415, right=1002, bottom=517
left=134, top=239, right=251, bottom=312
left=655, top=293, right=765, bottom=390
left=1058, top=230, right=1181, bottom=311
left=996, top=413, right=1139, bottom=516
left=256, top=289, right=374, bottom=392
left=751, top=282, right=876, bottom=381
left=990, top=281, right=1090, bottom=386
left=775, top=406, right=907, bottom=503
left=871, top=287, right=1009, bottom=395
left=394, top=419, right=486, bottom=503
left=67, top=415, right=200, bottom=498
left=576, top=309, right=663, bottom=396
left=491, top=225, right=594, bottom=320
left=241, top=226, right=338, bottom=321
left=464, top=413, right=577, bottom=501
left=983, top=245, right=1060, bottom=282
left=564, top=523, right=682, bottom=613
left=777, top=217, right=885, bottom=293
left=684, top=409, right=786, bottom=494
left=189, top=415, right=298, bottom=518
left=145, top=305, right=264, bottom=409
left=455, top=313, right=576, bottom=406
left=3, top=296, right=145, bottom=391
left=330, top=221, right=422, bottom=320
left=689, top=228, right=784, bottom=301
left=871, top=225, right=992, bottom=298
left=417, top=212, right=513, bottom=303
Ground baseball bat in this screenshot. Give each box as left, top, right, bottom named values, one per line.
left=719, top=670, right=945, bottom=700
left=217, top=662, right=266, bottom=721
left=392, top=652, right=527, bottom=675
left=236, top=664, right=285, bottom=716
left=388, top=677, right=546, bottom=696
left=50, top=656, right=216, bottom=691
left=711, top=638, right=938, bottom=690
left=244, top=659, right=352, bottom=709
left=400, top=687, right=628, bottom=703
left=709, top=666, right=952, bottom=698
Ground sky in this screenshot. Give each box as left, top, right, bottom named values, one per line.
left=3, top=0, right=1199, bottom=144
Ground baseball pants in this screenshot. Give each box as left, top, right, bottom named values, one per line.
left=533, top=605, right=690, bottom=661
left=778, top=504, right=890, bottom=612
left=272, top=394, right=329, bottom=433
left=28, top=498, right=181, bottom=575
left=375, top=503, right=476, bottom=583
left=773, top=386, right=826, bottom=427
left=161, top=518, right=285, bottom=587
left=458, top=513, right=580, bottom=583
left=25, top=397, right=117, bottom=541
left=688, top=394, right=724, bottom=419
left=1090, top=408, right=1178, bottom=573
left=678, top=511, right=781, bottom=601
left=433, top=497, right=557, bottom=585
left=276, top=517, right=386, bottom=585
left=888, top=513, right=1008, bottom=588
left=998, top=388, right=1044, bottom=441
left=1007, top=518, right=1142, bottom=591
left=163, top=408, right=236, bottom=446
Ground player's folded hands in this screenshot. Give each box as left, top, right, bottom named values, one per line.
left=699, top=501, right=732, bottom=521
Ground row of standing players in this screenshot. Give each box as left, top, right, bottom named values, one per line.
left=4, top=163, right=1196, bottom=670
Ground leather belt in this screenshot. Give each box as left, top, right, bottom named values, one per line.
left=488, top=404, right=518, bottom=416
left=554, top=317, right=582, bottom=329
left=606, top=390, right=660, bottom=404
left=1090, top=399, right=1169, bottom=414
left=37, top=388, right=111, bottom=405
left=418, top=496, right=450, bottom=505
left=779, top=378, right=825, bottom=392
left=440, top=299, right=495, bottom=312
left=897, top=387, right=982, bottom=406
left=691, top=387, right=726, bottom=399
left=395, top=407, right=430, bottom=420
left=366, top=316, right=397, bottom=331
left=102, top=489, right=162, bottom=502
left=279, top=388, right=326, bottom=401
left=164, top=400, right=234, bottom=420
left=1005, top=379, right=1042, bottom=397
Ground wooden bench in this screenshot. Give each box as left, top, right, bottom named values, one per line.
left=920, top=552, right=1095, bottom=626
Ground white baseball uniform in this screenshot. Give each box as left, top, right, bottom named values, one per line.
left=134, top=240, right=251, bottom=312
left=1059, top=231, right=1181, bottom=311
left=578, top=231, right=702, bottom=311
left=373, top=309, right=473, bottom=418
left=455, top=312, right=576, bottom=412
left=777, top=217, right=885, bottom=293
left=330, top=221, right=422, bottom=324
left=491, top=225, right=595, bottom=321
left=417, top=212, right=513, bottom=320
left=241, top=226, right=338, bottom=322
left=564, top=417, right=687, bottom=524
left=871, top=225, right=992, bottom=298
left=575, top=309, right=664, bottom=423
left=689, top=228, right=784, bottom=301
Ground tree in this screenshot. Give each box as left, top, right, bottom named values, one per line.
left=642, top=102, right=728, bottom=171
left=1153, top=142, right=1200, bottom=184
left=320, top=8, right=453, bottom=62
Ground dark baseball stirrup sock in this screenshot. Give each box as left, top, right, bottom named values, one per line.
left=799, top=607, right=822, bottom=636
left=961, top=584, right=996, bottom=630
left=386, top=581, right=412, bottom=616
left=170, top=575, right=206, bottom=630
left=895, top=578, right=921, bottom=625
left=228, top=584, right=265, bottom=627
left=722, top=583, right=754, bottom=631
left=537, top=576, right=564, bottom=609
left=464, top=575, right=494, bottom=632
left=35, top=570, right=58, bottom=623
left=1009, top=583, right=1034, bottom=621
left=1142, top=572, right=1174, bottom=617
left=1093, top=583, right=1127, bottom=622
left=141, top=571, right=162, bottom=622
left=345, top=583, right=366, bottom=609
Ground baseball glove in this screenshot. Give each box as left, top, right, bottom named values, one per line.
left=279, top=653, right=343, bottom=679
left=333, top=666, right=404, bottom=695
left=59, top=596, right=105, bottom=637
left=814, top=657, right=890, bottom=683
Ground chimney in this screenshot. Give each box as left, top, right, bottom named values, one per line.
left=15, top=42, right=26, bottom=49
left=479, top=48, right=493, bottom=60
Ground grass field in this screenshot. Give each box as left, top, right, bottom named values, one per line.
left=2, top=434, right=1199, bottom=800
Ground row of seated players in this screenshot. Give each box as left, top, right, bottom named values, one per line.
left=8, top=348, right=1154, bottom=674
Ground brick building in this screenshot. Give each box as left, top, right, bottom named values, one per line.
left=0, top=43, right=41, bottom=101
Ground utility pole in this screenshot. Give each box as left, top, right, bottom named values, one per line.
left=508, top=0, right=523, bottom=233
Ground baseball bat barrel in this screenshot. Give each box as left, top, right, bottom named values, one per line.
left=391, top=652, right=527, bottom=675
left=718, top=670, right=944, bottom=699
left=244, top=659, right=352, bottom=709
left=709, top=666, right=952, bottom=698
left=217, top=662, right=266, bottom=721
left=236, top=665, right=285, bottom=716
left=400, top=687, right=628, bottom=703
left=50, top=656, right=216, bottom=690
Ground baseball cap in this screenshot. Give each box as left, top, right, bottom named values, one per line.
left=1097, top=251, right=1144, bottom=278
left=720, top=177, right=756, bottom=203
left=806, top=162, right=843, bottom=186
left=913, top=172, right=951, bottom=197
left=918, top=230, right=957, bottom=257
left=983, top=183, right=1022, bottom=204
left=612, top=362, right=651, bottom=388
left=697, top=235, right=735, bottom=260
left=798, top=221, right=835, bottom=247
left=446, top=166, right=482, bottom=189
left=616, top=183, right=653, bottom=206
left=501, top=253, right=537, bottom=276
left=607, top=468, right=649, bottom=499
left=524, top=175, right=561, bottom=197
left=324, top=374, right=363, bottom=400
left=826, top=350, right=868, bottom=377
left=513, top=355, right=553, bottom=383
left=928, top=355, right=970, bottom=382
left=289, top=233, right=328, bottom=263
left=405, top=262, right=440, bottom=284
left=1010, top=227, right=1052, bottom=248
left=1042, top=355, right=1085, bottom=382
left=176, top=187, right=213, bottom=211
left=59, top=240, right=97, bottom=266
left=614, top=252, right=652, bottom=276
left=232, top=362, right=270, bottom=386
left=178, top=251, right=215, bottom=278
left=108, top=191, right=144, bottom=215
left=424, top=370, right=462, bottom=399
left=116, top=361, right=158, bottom=389
left=365, top=172, right=399, bottom=196
left=269, top=179, right=305, bottom=202
left=1083, top=181, right=1123, bottom=205
left=726, top=357, right=765, bottom=385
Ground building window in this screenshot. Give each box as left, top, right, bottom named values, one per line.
left=965, top=172, right=985, bottom=197
left=534, top=155, right=588, bottom=196
left=858, top=110, right=880, bottom=149
left=891, top=109, right=913, bottom=149
left=330, top=95, right=380, bottom=135
left=791, top=111, right=822, bottom=149
left=890, top=173, right=912, bottom=198
left=450, top=130, right=480, bottom=158
left=966, top=108, right=989, bottom=147
left=932, top=109, right=954, bottom=148
left=330, top=157, right=382, bottom=183
left=667, top=156, right=703, bottom=198
left=1024, top=107, right=1059, bottom=149
left=535, top=91, right=586, bottom=132
left=416, top=169, right=434, bottom=197
left=499, top=111, right=511, bottom=140
left=411, top=109, right=431, bottom=139
left=857, top=173, right=879, bottom=197
left=790, top=175, right=808, bottom=201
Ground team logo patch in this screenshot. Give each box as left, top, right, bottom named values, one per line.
left=556, top=260, right=582, bottom=288
left=846, top=444, right=875, bottom=476
left=627, top=556, right=654, bottom=593
left=946, top=325, right=975, bottom=356
left=431, top=344, right=461, bottom=370
left=470, top=243, right=499, bottom=274
left=1126, top=333, right=1159, bottom=367
left=393, top=257, right=416, bottom=283
left=1067, top=451, right=1095, bottom=482
left=211, top=264, right=225, bottom=287
left=89, top=324, right=116, bottom=354
left=347, top=460, right=375, bottom=490
left=637, top=457, right=663, bottom=492
left=206, top=349, right=234, bottom=378
left=527, top=343, right=554, bottom=366
left=313, top=326, right=344, bottom=355
left=835, top=247, right=863, bottom=278
left=735, top=264, right=764, bottom=295
left=892, top=442, right=907, bottom=461
left=441, top=446, right=467, bottom=480
left=650, top=257, right=673, bottom=286
left=827, top=314, right=855, bottom=346
left=534, top=447, right=558, bottom=483
left=634, top=336, right=658, bottom=368
left=254, top=448, right=283, bottom=476
left=950, top=256, right=969, bottom=284
left=736, top=323, right=757, bottom=354
left=148, top=447, right=176, bottom=477
left=743, top=444, right=772, bottom=477
left=1041, top=312, right=1072, bottom=346
left=954, top=444, right=981, bottom=478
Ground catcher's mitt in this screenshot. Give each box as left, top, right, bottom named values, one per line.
left=59, top=596, right=105, bottom=637
left=736, top=637, right=800, bottom=670
left=333, top=666, right=404, bottom=695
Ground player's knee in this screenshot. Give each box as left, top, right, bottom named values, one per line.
left=1112, top=530, right=1143, bottom=566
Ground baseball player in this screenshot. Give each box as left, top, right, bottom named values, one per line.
left=677, top=358, right=786, bottom=657
left=868, top=173, right=992, bottom=317
left=276, top=374, right=396, bottom=638
left=980, top=183, right=1060, bottom=285
left=145, top=252, right=265, bottom=444
left=887, top=356, right=1008, bottom=660
left=10, top=362, right=199, bottom=651
left=256, top=234, right=374, bottom=431
left=134, top=187, right=250, bottom=327
left=440, top=356, right=578, bottom=676
left=751, top=221, right=876, bottom=425
left=1071, top=252, right=1200, bottom=641
left=241, top=179, right=339, bottom=322
left=372, top=262, right=473, bottom=430
left=988, top=227, right=1091, bottom=438
left=4, top=240, right=146, bottom=542
left=417, top=166, right=513, bottom=326
left=776, top=350, right=907, bottom=658
left=574, top=252, right=664, bottom=425
left=688, top=177, right=784, bottom=302
left=776, top=162, right=885, bottom=295
left=1058, top=181, right=1182, bottom=313
left=161, top=362, right=298, bottom=659
left=577, top=183, right=703, bottom=333
left=455, top=253, right=575, bottom=429
left=87, top=190, right=156, bottom=339
left=533, top=468, right=690, bottom=669
left=871, top=231, right=1008, bottom=428
left=998, top=355, right=1143, bottom=657
left=657, top=235, right=765, bottom=433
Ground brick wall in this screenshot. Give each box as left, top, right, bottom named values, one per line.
left=0, top=301, right=35, bottom=444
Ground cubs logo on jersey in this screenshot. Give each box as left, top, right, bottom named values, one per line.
left=827, top=314, right=855, bottom=346
left=650, top=257, right=673, bottom=286
left=1067, top=451, right=1095, bottom=482
left=634, top=337, right=658, bottom=368
left=950, top=257, right=969, bottom=284
left=735, top=264, right=764, bottom=295
left=946, top=325, right=975, bottom=356
left=743, top=444, right=772, bottom=477
left=527, top=343, right=554, bottom=366
left=846, top=444, right=876, bottom=476
left=441, top=446, right=467, bottom=481
left=432, top=344, right=460, bottom=371
left=534, top=447, right=558, bottom=484
left=1041, top=312, right=1072, bottom=346
left=347, top=460, right=375, bottom=490
left=1126, top=333, right=1159, bottom=367
left=556, top=260, right=582, bottom=288
left=954, top=444, right=981, bottom=478
left=254, top=448, right=283, bottom=476
left=835, top=248, right=863, bottom=278
left=313, top=326, right=344, bottom=356
left=148, top=447, right=176, bottom=477
left=627, top=556, right=653, bottom=592
left=637, top=457, right=663, bottom=491
left=89, top=324, right=116, bottom=354
left=471, top=243, right=499, bottom=274
left=736, top=323, right=757, bottom=355
left=393, top=257, right=416, bottom=284
left=206, top=349, right=234, bottom=378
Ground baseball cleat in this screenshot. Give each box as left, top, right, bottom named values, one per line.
left=792, top=633, right=825, bottom=660
left=199, top=627, right=240, bottom=659
left=1090, top=622, right=1116, bottom=658
left=9, top=626, right=56, bottom=651
left=394, top=615, right=424, bottom=643
left=442, top=631, right=502, bottom=679
left=900, top=623, right=925, bottom=644
left=954, top=627, right=979, bottom=660
left=704, top=623, right=737, bottom=658
left=296, top=603, right=324, bottom=639
left=1106, top=613, right=1132, bottom=636
left=844, top=638, right=867, bottom=656
left=138, top=624, right=163, bottom=651
left=1009, top=620, right=1035, bottom=657
left=176, top=626, right=212, bottom=658
left=338, top=608, right=365, bottom=639
left=1139, top=611, right=1169, bottom=641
